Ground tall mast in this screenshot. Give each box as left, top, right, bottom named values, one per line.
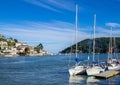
left=93, top=14, right=96, bottom=61
left=75, top=4, right=78, bottom=58
left=108, top=27, right=112, bottom=59
left=110, top=27, right=112, bottom=49
left=110, top=26, right=113, bottom=58
left=113, top=36, right=116, bottom=58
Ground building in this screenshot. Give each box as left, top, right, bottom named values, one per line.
left=0, top=41, right=8, bottom=50
left=0, top=34, right=4, bottom=38
left=16, top=42, right=27, bottom=47
left=7, top=38, right=15, bottom=42
left=17, top=45, right=28, bottom=53
left=2, top=47, right=18, bottom=56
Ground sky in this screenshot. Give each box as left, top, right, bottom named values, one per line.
left=0, top=0, right=120, bottom=53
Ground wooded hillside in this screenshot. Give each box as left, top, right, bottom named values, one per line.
left=60, top=37, right=120, bottom=54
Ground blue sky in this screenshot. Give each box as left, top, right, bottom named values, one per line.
left=0, top=0, right=120, bottom=53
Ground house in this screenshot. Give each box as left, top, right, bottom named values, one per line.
left=7, top=38, right=15, bottom=42
left=3, top=47, right=18, bottom=56
left=17, top=45, right=28, bottom=53
left=0, top=41, right=8, bottom=50
left=0, top=34, right=5, bottom=38
left=16, top=42, right=27, bottom=47
left=29, top=46, right=35, bottom=56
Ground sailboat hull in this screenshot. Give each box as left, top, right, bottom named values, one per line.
left=108, top=64, right=120, bottom=70
left=107, top=59, right=120, bottom=70
left=69, top=66, right=86, bottom=76
left=86, top=66, right=102, bottom=76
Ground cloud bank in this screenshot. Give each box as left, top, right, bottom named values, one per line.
left=0, top=21, right=120, bottom=53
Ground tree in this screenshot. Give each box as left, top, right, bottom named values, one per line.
left=38, top=43, right=43, bottom=50
left=35, top=43, right=43, bottom=53
left=25, top=47, right=30, bottom=53
left=7, top=41, right=15, bottom=47
left=0, top=38, right=6, bottom=41
left=24, top=47, right=30, bottom=55
left=14, top=39, right=18, bottom=43
left=60, top=37, right=120, bottom=54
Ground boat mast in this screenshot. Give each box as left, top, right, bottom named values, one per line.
left=93, top=14, right=96, bottom=61
left=108, top=26, right=112, bottom=59
left=110, top=26, right=113, bottom=59
left=75, top=4, right=78, bottom=59
left=113, top=36, right=116, bottom=58
left=113, top=36, right=118, bottom=59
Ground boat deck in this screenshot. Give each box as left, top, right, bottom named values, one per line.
left=94, top=70, right=120, bottom=79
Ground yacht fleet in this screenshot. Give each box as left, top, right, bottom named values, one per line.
left=68, top=4, right=120, bottom=76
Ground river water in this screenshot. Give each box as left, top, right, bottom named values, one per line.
left=0, top=54, right=120, bottom=85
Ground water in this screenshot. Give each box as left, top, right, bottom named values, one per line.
left=0, top=54, right=120, bottom=85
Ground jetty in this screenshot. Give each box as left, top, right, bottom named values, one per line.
left=94, top=70, right=120, bottom=79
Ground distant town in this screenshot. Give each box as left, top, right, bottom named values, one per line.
left=0, top=34, right=50, bottom=57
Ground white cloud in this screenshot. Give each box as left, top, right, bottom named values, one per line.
left=1, top=21, right=120, bottom=53
left=47, top=0, right=76, bottom=11
left=0, top=21, right=76, bottom=53
left=106, top=22, right=120, bottom=27
left=0, top=21, right=94, bottom=53
left=23, top=0, right=79, bottom=12
left=24, top=0, right=61, bottom=12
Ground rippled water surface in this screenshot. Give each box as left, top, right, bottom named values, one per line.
left=0, top=54, right=120, bottom=85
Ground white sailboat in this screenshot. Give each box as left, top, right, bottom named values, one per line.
left=68, top=5, right=87, bottom=76
left=106, top=27, right=120, bottom=70
left=86, top=14, right=103, bottom=76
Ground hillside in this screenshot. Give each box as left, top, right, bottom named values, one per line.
left=0, top=34, right=49, bottom=56
left=60, top=37, right=120, bottom=54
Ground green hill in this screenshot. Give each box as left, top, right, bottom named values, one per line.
left=60, top=37, right=120, bottom=54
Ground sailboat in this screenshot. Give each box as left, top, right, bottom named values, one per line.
left=68, top=5, right=87, bottom=76
left=86, top=14, right=103, bottom=76
left=106, top=27, right=120, bottom=70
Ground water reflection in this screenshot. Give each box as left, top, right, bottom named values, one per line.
left=69, top=75, right=87, bottom=84
left=69, top=75, right=100, bottom=85
left=87, top=76, right=99, bottom=83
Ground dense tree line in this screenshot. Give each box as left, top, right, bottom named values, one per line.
left=60, top=37, right=120, bottom=54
